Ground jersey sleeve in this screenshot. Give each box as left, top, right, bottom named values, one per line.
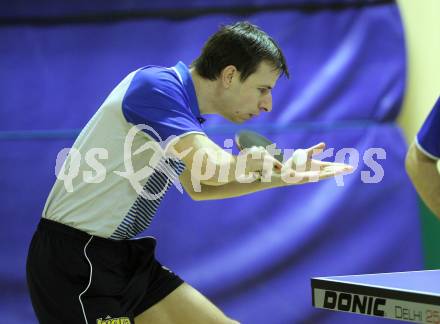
left=122, top=67, right=205, bottom=145
left=416, top=96, right=440, bottom=160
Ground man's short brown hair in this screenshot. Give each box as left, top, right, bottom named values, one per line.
left=192, top=21, right=289, bottom=81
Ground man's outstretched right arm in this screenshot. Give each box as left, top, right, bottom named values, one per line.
left=170, top=133, right=352, bottom=201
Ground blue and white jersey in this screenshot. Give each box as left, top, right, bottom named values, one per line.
left=43, top=62, right=206, bottom=239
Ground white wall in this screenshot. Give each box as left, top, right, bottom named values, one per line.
left=397, top=0, right=440, bottom=144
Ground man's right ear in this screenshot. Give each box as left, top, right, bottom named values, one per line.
left=221, top=65, right=237, bottom=89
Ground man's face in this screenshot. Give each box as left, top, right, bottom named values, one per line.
left=221, top=61, right=280, bottom=123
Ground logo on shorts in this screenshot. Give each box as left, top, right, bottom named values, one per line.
left=96, top=315, right=131, bottom=324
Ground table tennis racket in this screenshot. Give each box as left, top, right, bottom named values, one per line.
left=235, top=130, right=308, bottom=167
left=235, top=130, right=284, bottom=162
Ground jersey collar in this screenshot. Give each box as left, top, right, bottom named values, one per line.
left=172, top=61, right=206, bottom=125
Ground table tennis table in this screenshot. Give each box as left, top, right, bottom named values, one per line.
left=311, top=270, right=440, bottom=323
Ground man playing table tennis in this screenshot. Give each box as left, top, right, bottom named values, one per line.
left=27, top=22, right=351, bottom=324
left=406, top=96, right=440, bottom=218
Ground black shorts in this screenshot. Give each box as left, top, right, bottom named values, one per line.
left=26, top=218, right=184, bottom=324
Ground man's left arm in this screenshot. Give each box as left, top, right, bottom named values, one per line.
left=405, top=96, right=440, bottom=218
left=406, top=142, right=440, bottom=218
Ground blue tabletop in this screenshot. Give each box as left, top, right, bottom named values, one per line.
left=317, top=270, right=440, bottom=296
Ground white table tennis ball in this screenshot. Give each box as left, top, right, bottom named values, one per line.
left=291, top=149, right=308, bottom=166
